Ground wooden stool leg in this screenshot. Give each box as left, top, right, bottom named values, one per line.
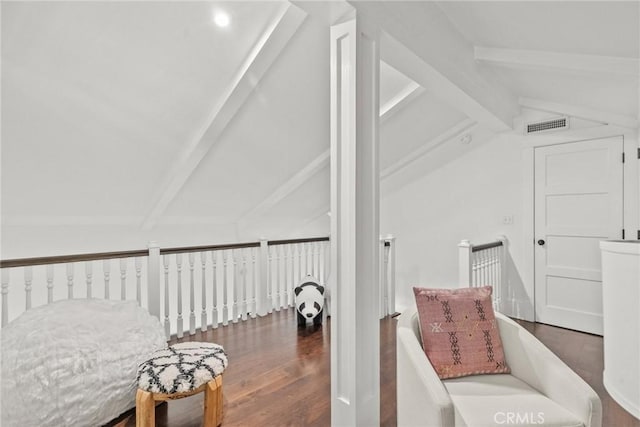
left=136, top=389, right=155, bottom=427
left=204, top=376, right=224, bottom=427
left=204, top=379, right=218, bottom=427
left=215, top=376, right=223, bottom=425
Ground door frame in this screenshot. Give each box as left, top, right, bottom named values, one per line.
left=521, top=124, right=638, bottom=323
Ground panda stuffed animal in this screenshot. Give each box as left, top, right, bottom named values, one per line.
left=294, top=275, right=325, bottom=327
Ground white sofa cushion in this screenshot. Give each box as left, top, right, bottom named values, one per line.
left=444, top=374, right=584, bottom=427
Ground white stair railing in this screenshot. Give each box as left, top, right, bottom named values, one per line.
left=0, top=248, right=150, bottom=329
left=0, top=237, right=332, bottom=338
left=458, top=236, right=507, bottom=310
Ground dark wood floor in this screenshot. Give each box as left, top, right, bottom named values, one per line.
left=111, top=308, right=638, bottom=426
left=514, top=319, right=640, bottom=427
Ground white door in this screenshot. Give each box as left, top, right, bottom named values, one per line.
left=534, top=136, right=623, bottom=335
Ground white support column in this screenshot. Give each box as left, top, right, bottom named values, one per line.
left=147, top=241, right=161, bottom=320
left=256, top=239, right=270, bottom=316
left=458, top=240, right=472, bottom=288
left=330, top=17, right=380, bottom=427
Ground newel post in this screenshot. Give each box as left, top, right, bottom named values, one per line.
left=147, top=241, right=161, bottom=320
left=458, top=239, right=472, bottom=288
left=256, top=238, right=269, bottom=316
left=386, top=235, right=396, bottom=315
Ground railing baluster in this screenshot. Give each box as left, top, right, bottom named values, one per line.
left=200, top=252, right=208, bottom=333
left=251, top=247, right=257, bottom=318
left=163, top=255, right=171, bottom=338
left=46, top=264, right=54, bottom=303
left=1, top=269, right=9, bottom=327
left=492, top=248, right=497, bottom=287
left=297, top=243, right=303, bottom=280
left=284, top=245, right=289, bottom=308
left=24, top=266, right=33, bottom=310
left=232, top=249, right=239, bottom=323
left=85, top=261, right=93, bottom=298
left=268, top=246, right=274, bottom=313
left=103, top=260, right=110, bottom=299
left=484, top=251, right=489, bottom=286
left=211, top=251, right=219, bottom=328
left=147, top=242, right=161, bottom=321
left=222, top=250, right=229, bottom=326
left=319, top=242, right=325, bottom=285
left=288, top=244, right=294, bottom=307
left=176, top=253, right=184, bottom=338
left=120, top=258, right=127, bottom=300
left=241, top=249, right=248, bottom=321
left=275, top=245, right=282, bottom=311
left=188, top=252, right=196, bottom=335
left=314, top=242, right=319, bottom=277
left=485, top=249, right=493, bottom=286
left=66, top=263, right=74, bottom=299
left=280, top=246, right=285, bottom=309
left=135, top=257, right=142, bottom=305
left=281, top=245, right=286, bottom=309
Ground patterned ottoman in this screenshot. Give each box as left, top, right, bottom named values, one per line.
left=136, top=342, right=228, bottom=427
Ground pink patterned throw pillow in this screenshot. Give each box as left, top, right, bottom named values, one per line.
left=413, top=286, right=510, bottom=379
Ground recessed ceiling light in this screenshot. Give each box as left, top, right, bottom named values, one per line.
left=213, top=11, right=230, bottom=28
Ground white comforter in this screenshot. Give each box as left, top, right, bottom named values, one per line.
left=1, top=298, right=166, bottom=427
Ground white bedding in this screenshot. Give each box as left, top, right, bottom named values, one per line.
left=1, top=298, right=166, bottom=427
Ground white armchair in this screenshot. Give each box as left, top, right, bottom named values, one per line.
left=397, top=306, right=602, bottom=427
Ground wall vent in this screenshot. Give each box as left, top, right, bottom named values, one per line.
left=526, top=117, right=569, bottom=134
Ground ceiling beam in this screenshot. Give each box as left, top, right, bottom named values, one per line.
left=237, top=80, right=420, bottom=232
left=519, top=97, right=639, bottom=129
left=290, top=119, right=479, bottom=228
left=380, top=118, right=476, bottom=180
left=140, top=3, right=307, bottom=230
left=380, top=82, right=424, bottom=122
left=475, top=46, right=640, bottom=76
left=236, top=149, right=330, bottom=229
left=350, top=1, right=518, bottom=132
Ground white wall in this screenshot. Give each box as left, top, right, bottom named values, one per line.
left=381, top=133, right=532, bottom=318
left=382, top=120, right=640, bottom=322
left=0, top=223, right=245, bottom=259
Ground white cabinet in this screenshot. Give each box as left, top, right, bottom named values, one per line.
left=600, top=240, right=640, bottom=420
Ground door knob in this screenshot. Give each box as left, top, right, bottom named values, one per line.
left=537, top=239, right=546, bottom=246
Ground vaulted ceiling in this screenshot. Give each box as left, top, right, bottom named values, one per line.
left=2, top=1, right=638, bottom=253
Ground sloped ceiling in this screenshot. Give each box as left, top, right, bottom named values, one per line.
left=2, top=1, right=284, bottom=219
left=438, top=1, right=639, bottom=122
left=2, top=1, right=638, bottom=255
left=438, top=1, right=639, bottom=57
